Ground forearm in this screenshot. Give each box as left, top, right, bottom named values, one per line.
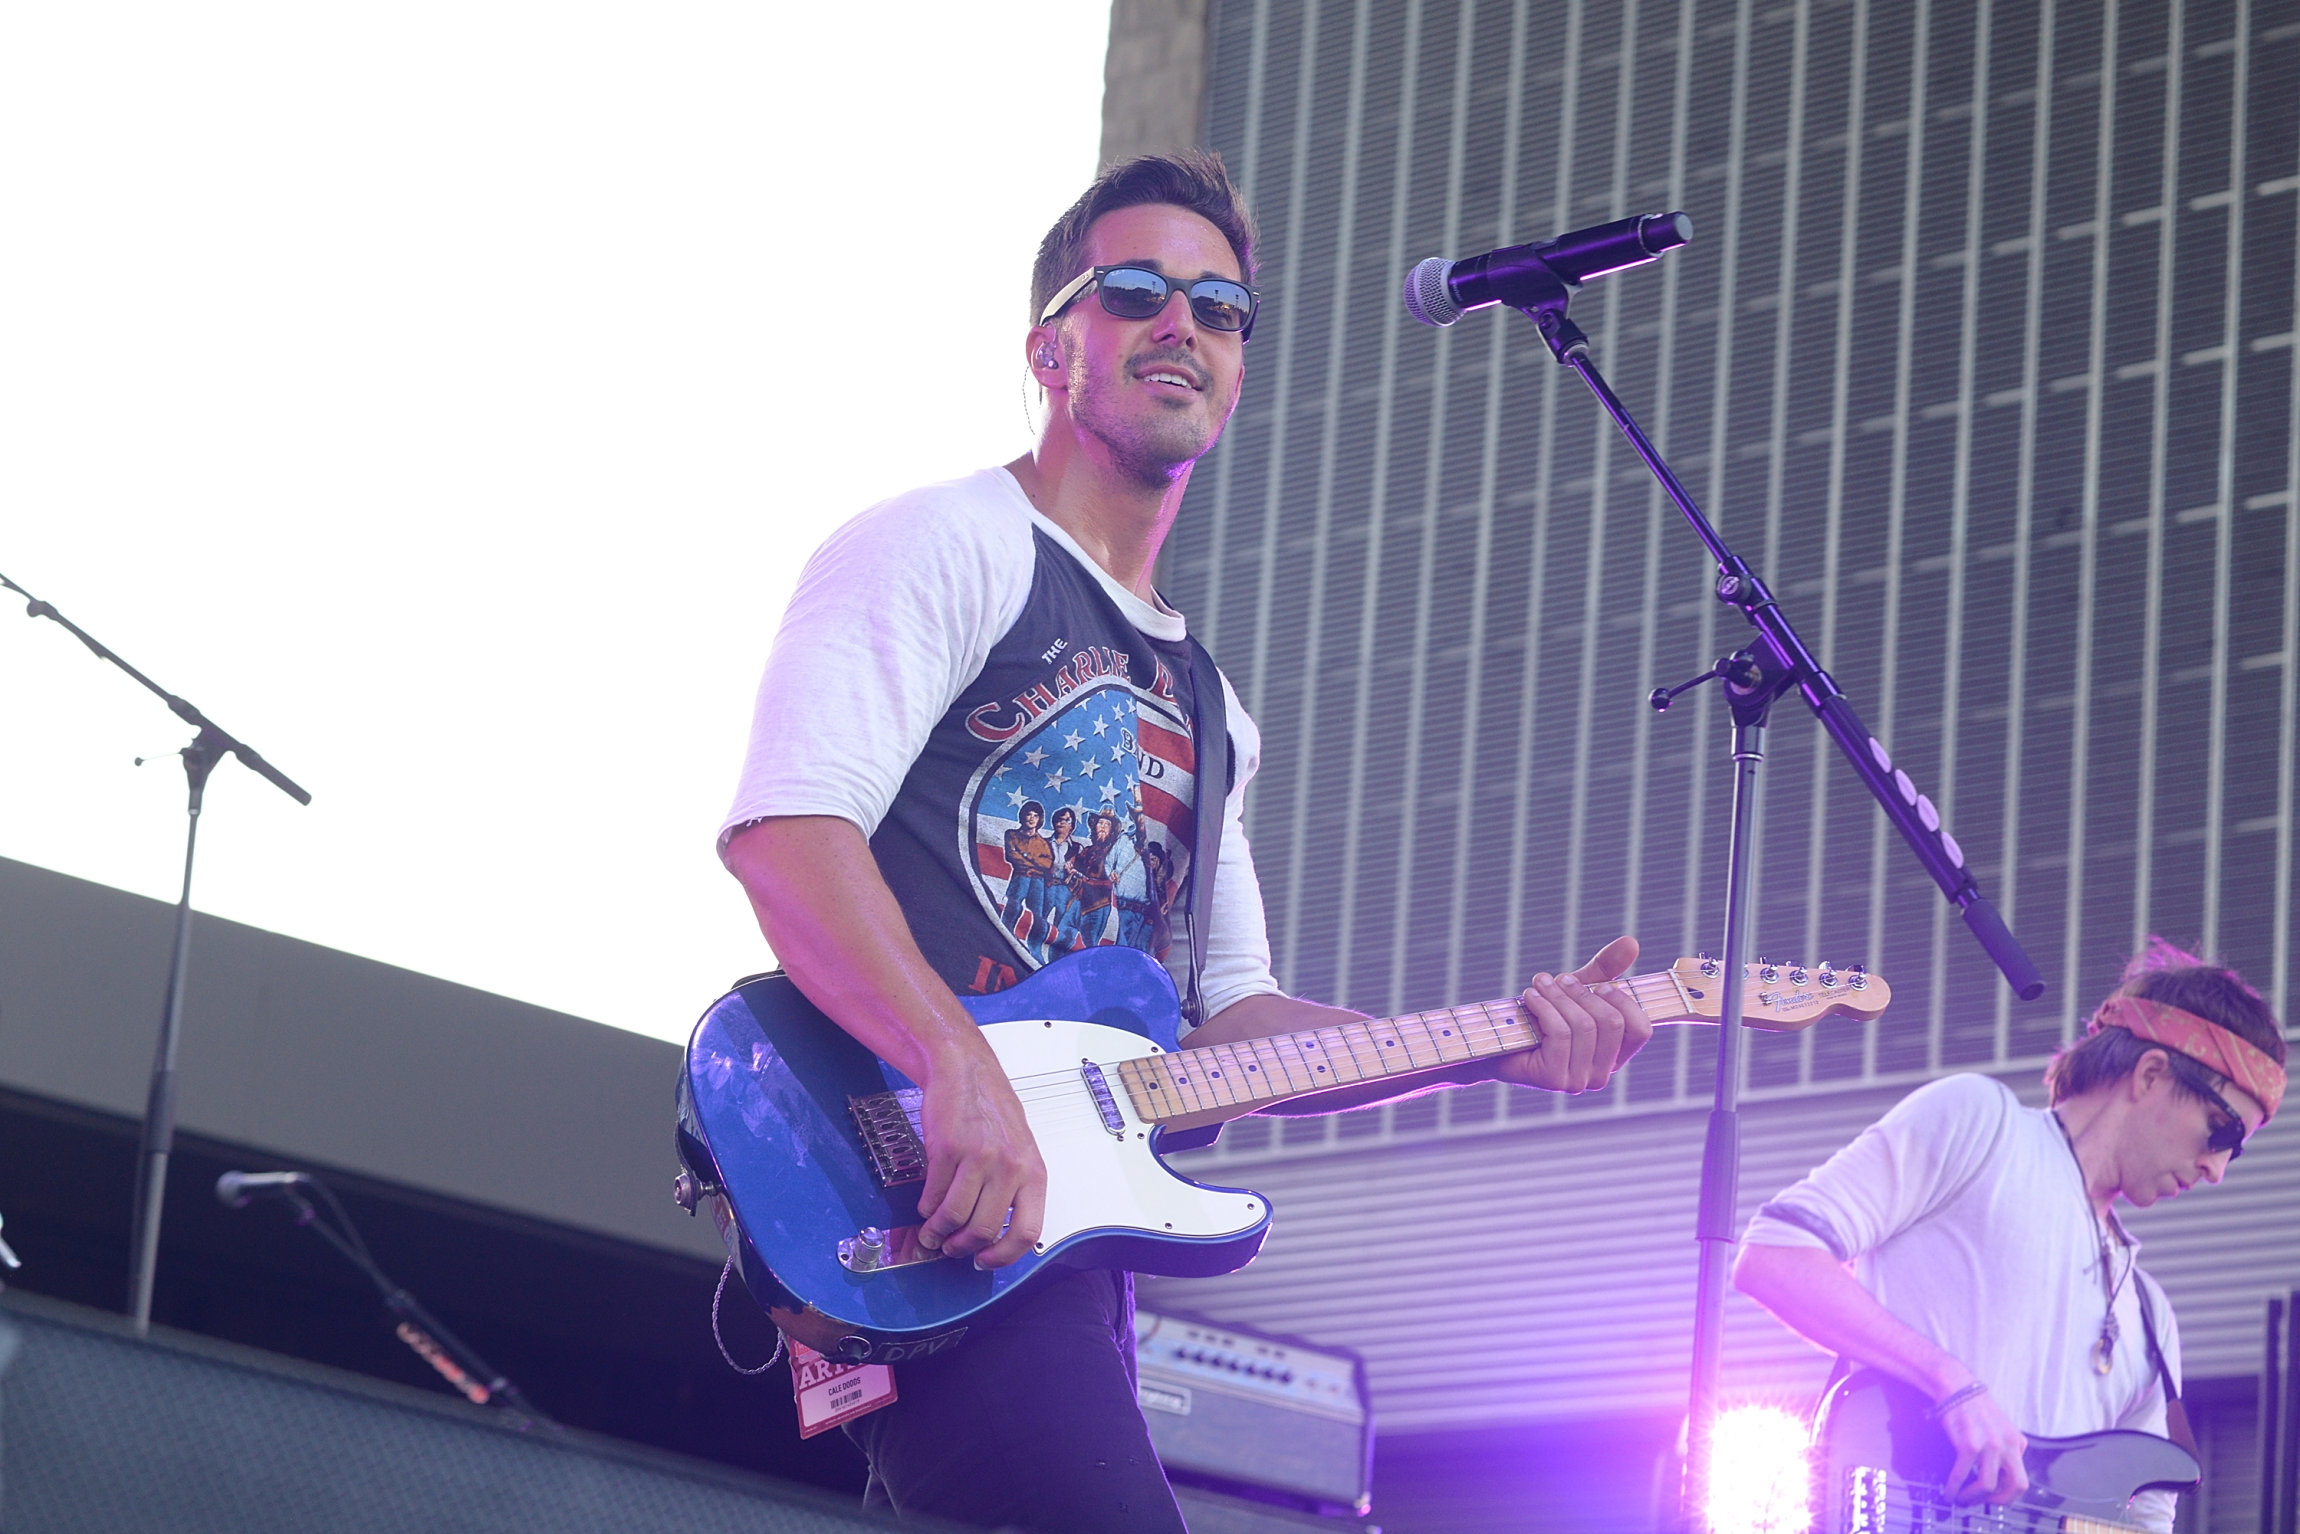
left=722, top=816, right=988, bottom=1085
left=726, top=815, right=1047, bottom=1266
left=1732, top=1242, right=1977, bottom=1399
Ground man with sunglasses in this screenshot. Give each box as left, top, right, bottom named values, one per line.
left=1734, top=941, right=2285, bottom=1531
left=717, top=152, right=1655, bottom=1531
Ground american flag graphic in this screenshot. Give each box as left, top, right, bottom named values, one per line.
left=965, top=677, right=1197, bottom=968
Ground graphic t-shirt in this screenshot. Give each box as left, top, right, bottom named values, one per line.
left=720, top=467, right=1281, bottom=1021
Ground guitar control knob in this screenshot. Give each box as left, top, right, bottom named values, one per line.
left=841, top=1226, right=888, bottom=1272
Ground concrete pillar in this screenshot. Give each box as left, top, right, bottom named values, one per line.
left=1099, top=0, right=1210, bottom=166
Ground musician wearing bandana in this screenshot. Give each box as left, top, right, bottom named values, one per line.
left=1734, top=940, right=2286, bottom=1531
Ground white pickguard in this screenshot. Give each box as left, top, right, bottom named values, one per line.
left=980, top=1017, right=1265, bottom=1248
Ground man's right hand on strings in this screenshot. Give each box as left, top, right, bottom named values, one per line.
left=1733, top=1243, right=2031, bottom=1506
left=915, top=1039, right=1046, bottom=1267
left=1937, top=1379, right=2030, bottom=1506
left=725, top=814, right=1050, bottom=1271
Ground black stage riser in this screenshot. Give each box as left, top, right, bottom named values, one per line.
left=0, top=1295, right=938, bottom=1534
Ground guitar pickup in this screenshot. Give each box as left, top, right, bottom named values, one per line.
left=838, top=1224, right=945, bottom=1274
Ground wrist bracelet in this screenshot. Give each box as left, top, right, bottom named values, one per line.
left=1928, top=1381, right=1989, bottom=1420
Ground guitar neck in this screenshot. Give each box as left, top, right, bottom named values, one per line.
left=1115, top=969, right=1703, bottom=1124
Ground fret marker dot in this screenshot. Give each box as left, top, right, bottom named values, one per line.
left=1316, top=1065, right=1327, bottom=1073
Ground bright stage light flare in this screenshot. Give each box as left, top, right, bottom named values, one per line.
left=1705, top=1404, right=1815, bottom=1534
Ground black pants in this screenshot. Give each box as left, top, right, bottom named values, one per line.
left=844, top=1268, right=1187, bottom=1533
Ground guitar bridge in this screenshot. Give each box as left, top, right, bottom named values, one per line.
left=1843, top=1464, right=1886, bottom=1534
left=849, top=1088, right=928, bottom=1187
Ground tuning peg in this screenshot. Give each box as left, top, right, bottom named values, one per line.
left=1758, top=959, right=1779, bottom=984
left=1817, top=961, right=1837, bottom=987
left=1788, top=965, right=1808, bottom=987
left=1698, top=952, right=1720, bottom=978
left=1848, top=962, right=1868, bottom=991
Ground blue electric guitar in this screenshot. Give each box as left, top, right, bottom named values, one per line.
left=675, top=946, right=1889, bottom=1363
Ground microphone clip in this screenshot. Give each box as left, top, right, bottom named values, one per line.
left=1529, top=301, right=1591, bottom=364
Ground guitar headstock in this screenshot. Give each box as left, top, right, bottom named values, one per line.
left=1664, top=956, right=1893, bottom=1032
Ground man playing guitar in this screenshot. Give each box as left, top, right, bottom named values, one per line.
left=1735, top=940, right=2285, bottom=1532
left=717, top=152, right=1656, bottom=1532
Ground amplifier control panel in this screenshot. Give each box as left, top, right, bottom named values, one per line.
left=1135, top=1310, right=1366, bottom=1424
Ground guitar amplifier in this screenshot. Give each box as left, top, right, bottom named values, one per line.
left=1133, top=1308, right=1373, bottom=1515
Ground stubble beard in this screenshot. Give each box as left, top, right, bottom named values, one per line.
left=1069, top=352, right=1230, bottom=490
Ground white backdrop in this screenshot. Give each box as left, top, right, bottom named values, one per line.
left=1, top=4, right=1112, bottom=1041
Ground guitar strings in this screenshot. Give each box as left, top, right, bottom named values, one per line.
left=992, top=979, right=1669, bottom=1108
left=905, top=968, right=1836, bottom=1134
left=987, top=970, right=1691, bottom=1102
left=966, top=967, right=1819, bottom=1120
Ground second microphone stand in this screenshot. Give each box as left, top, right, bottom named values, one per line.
left=3, top=571, right=311, bottom=1333
left=1500, top=260, right=2044, bottom=1527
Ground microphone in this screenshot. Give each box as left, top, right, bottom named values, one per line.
left=1403, top=211, right=1694, bottom=327
left=215, top=1170, right=310, bottom=1208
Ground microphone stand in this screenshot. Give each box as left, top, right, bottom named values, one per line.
left=1494, top=268, right=2044, bottom=1527
left=1, top=571, right=312, bottom=1334
left=268, top=1181, right=554, bottom=1431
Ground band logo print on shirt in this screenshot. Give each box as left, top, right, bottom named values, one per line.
left=962, top=672, right=1196, bottom=971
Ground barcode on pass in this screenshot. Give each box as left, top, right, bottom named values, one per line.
left=788, top=1340, right=898, bottom=1439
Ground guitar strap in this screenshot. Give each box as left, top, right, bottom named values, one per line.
left=2133, top=1275, right=2198, bottom=1457
left=1180, top=635, right=1230, bottom=1033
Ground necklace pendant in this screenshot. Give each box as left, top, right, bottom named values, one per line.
left=2093, top=1332, right=2116, bottom=1375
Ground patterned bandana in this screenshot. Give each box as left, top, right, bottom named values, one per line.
left=2088, top=994, right=2286, bottom=1123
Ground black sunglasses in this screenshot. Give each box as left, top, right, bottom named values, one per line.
left=2198, top=1083, right=2251, bottom=1159
left=1039, top=264, right=1260, bottom=341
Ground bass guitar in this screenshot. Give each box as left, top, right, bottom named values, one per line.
left=1812, top=1370, right=2199, bottom=1533
left=676, top=946, right=1889, bottom=1363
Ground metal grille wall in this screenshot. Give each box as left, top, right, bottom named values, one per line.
left=1139, top=1074, right=2300, bottom=1435
left=1169, top=0, right=2300, bottom=1132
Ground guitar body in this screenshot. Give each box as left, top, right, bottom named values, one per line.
left=1813, top=1370, right=2199, bottom=1532
left=677, top=947, right=1270, bottom=1362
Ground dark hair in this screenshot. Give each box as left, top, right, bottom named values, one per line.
left=1029, top=151, right=1259, bottom=322
left=2045, top=936, right=2287, bottom=1105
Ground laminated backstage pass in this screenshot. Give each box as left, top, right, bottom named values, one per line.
left=788, top=1338, right=897, bottom=1437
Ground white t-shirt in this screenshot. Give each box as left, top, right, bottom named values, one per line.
left=1742, top=1073, right=2182, bottom=1531
left=719, top=465, right=1284, bottom=1025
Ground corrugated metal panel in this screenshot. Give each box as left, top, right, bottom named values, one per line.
left=1140, top=1073, right=2300, bottom=1430
left=1153, top=3, right=2300, bottom=1527
left=1177, top=0, right=2300, bottom=1100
